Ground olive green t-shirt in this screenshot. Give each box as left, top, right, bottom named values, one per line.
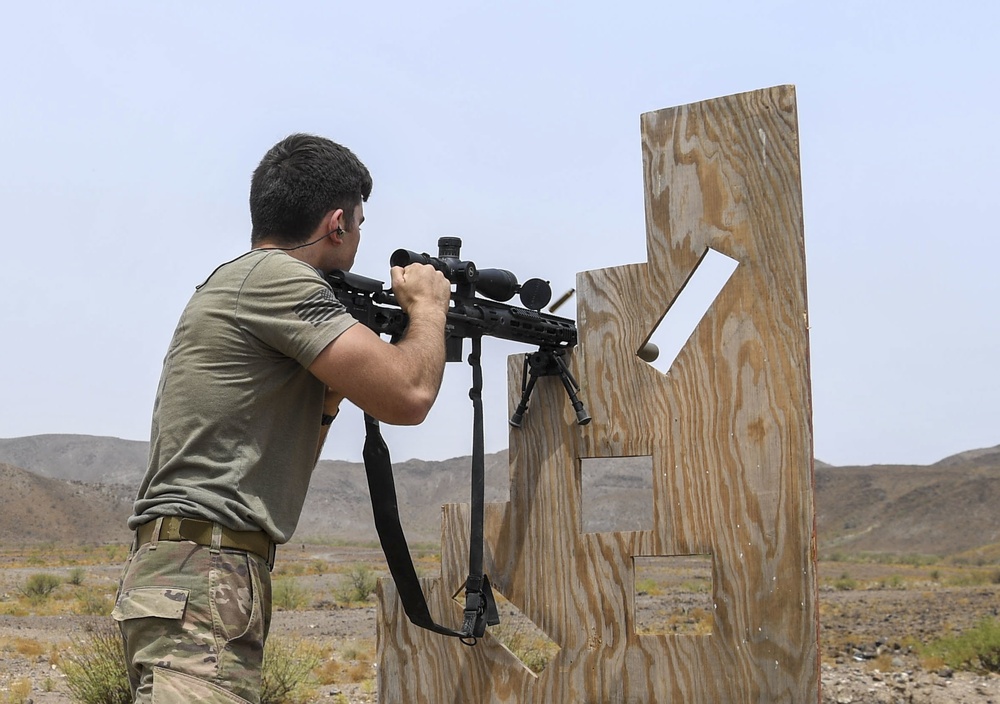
left=128, top=249, right=356, bottom=543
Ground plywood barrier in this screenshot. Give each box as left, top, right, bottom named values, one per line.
left=377, top=84, right=819, bottom=703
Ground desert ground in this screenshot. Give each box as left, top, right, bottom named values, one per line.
left=1, top=544, right=999, bottom=704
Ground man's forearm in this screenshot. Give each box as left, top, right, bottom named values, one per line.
left=393, top=303, right=448, bottom=405
left=307, top=293, right=450, bottom=425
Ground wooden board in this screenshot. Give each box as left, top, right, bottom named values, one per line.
left=377, top=85, right=819, bottom=703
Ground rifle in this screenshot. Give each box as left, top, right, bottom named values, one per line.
left=325, top=237, right=589, bottom=644
left=327, top=237, right=590, bottom=425
left=326, top=265, right=574, bottom=360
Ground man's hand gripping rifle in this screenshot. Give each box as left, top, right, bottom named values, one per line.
left=327, top=236, right=590, bottom=427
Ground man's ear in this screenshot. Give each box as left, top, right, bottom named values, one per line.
left=326, top=209, right=345, bottom=242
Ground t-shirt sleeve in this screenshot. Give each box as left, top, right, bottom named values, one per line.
left=236, top=254, right=356, bottom=367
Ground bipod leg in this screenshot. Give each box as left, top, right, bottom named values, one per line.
left=551, top=351, right=591, bottom=425
left=509, top=353, right=541, bottom=428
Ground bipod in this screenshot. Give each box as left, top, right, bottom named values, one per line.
left=510, top=347, right=590, bottom=428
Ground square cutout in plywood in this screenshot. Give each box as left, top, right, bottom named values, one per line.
left=633, top=554, right=714, bottom=636
left=579, top=456, right=653, bottom=533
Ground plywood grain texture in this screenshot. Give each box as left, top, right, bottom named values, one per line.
left=376, top=85, right=819, bottom=703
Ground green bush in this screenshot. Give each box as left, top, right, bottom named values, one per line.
left=20, top=573, right=62, bottom=601
left=832, top=573, right=857, bottom=591
left=273, top=577, right=311, bottom=610
left=61, top=621, right=320, bottom=704
left=923, top=618, right=1000, bottom=673
left=634, top=578, right=662, bottom=596
left=75, top=589, right=112, bottom=616
left=61, top=622, right=132, bottom=704
left=337, top=565, right=378, bottom=604
left=882, top=574, right=903, bottom=589
left=261, top=637, right=322, bottom=704
left=947, top=570, right=994, bottom=587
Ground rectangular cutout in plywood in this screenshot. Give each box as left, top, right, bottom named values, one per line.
left=634, top=554, right=714, bottom=636
left=580, top=456, right=653, bottom=533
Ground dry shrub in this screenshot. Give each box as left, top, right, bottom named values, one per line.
left=313, top=658, right=341, bottom=686
left=313, top=639, right=375, bottom=686
left=0, top=678, right=32, bottom=704
left=11, top=637, right=46, bottom=659
left=865, top=652, right=897, bottom=672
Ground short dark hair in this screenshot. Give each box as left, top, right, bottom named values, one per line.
left=249, top=134, right=373, bottom=246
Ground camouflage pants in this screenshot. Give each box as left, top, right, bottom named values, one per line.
left=113, top=536, right=272, bottom=704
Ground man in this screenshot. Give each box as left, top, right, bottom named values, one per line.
left=113, top=134, right=450, bottom=703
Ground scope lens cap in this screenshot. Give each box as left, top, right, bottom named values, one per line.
left=519, top=278, right=552, bottom=311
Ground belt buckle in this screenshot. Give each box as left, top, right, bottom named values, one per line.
left=162, top=517, right=184, bottom=542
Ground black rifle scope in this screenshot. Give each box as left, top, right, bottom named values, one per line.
left=390, top=237, right=551, bottom=310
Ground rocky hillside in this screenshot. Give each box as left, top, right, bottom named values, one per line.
left=1, top=435, right=999, bottom=556
left=0, top=434, right=148, bottom=485
left=0, top=461, right=133, bottom=545
left=814, top=460, right=1000, bottom=556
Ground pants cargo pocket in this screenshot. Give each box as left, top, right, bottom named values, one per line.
left=151, top=665, right=253, bottom=704
left=112, top=586, right=190, bottom=622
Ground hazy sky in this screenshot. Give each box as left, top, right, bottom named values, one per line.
left=2, top=1, right=997, bottom=467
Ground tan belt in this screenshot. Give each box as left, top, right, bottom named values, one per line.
left=135, top=516, right=275, bottom=570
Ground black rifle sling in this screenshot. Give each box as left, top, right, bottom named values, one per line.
left=459, top=336, right=500, bottom=640
left=361, top=335, right=499, bottom=644
left=362, top=413, right=466, bottom=639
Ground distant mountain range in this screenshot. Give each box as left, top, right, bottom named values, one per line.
left=1, top=435, right=999, bottom=558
